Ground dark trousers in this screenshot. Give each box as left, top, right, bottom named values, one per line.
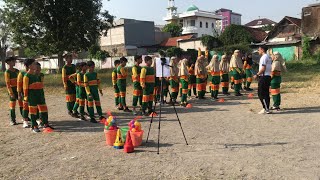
left=258, top=76, right=271, bottom=110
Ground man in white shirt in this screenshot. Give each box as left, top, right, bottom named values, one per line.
left=254, top=45, right=272, bottom=114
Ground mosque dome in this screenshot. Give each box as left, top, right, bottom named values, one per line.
left=187, top=5, right=199, bottom=12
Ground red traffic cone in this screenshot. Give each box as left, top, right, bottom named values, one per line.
left=186, top=103, right=193, bottom=108
left=149, top=112, right=158, bottom=117
left=218, top=98, right=225, bottom=103
left=99, top=118, right=106, bottom=124
left=124, top=131, right=134, bottom=153
left=43, top=127, right=54, bottom=133
left=248, top=93, right=254, bottom=99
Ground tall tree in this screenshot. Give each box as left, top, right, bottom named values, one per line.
left=162, top=23, right=183, bottom=37
left=219, top=24, right=254, bottom=46
left=201, top=35, right=221, bottom=50
left=0, top=8, right=10, bottom=72
left=3, top=0, right=114, bottom=71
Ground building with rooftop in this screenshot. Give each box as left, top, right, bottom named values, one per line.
left=215, top=8, right=242, bottom=32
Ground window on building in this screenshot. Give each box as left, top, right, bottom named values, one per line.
left=206, top=22, right=208, bottom=28
left=257, top=20, right=262, bottom=25
left=200, top=21, right=202, bottom=28
left=190, top=20, right=195, bottom=26
left=212, top=23, right=214, bottom=28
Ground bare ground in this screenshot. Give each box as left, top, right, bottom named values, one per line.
left=0, top=86, right=320, bottom=180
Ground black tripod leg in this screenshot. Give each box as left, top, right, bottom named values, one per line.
left=167, top=88, right=189, bottom=145
left=146, top=101, right=157, bottom=143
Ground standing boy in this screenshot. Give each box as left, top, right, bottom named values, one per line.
left=4, top=57, right=23, bottom=125
left=17, top=59, right=30, bottom=128
left=132, top=55, right=143, bottom=115
left=84, top=61, right=104, bottom=123
left=117, top=57, right=131, bottom=112
left=69, top=63, right=81, bottom=117
left=23, top=59, right=53, bottom=133
left=112, top=60, right=122, bottom=110
left=62, top=54, right=76, bottom=116
left=77, top=62, right=88, bottom=121
left=140, top=56, right=155, bottom=115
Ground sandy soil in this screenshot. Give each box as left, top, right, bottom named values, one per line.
left=1, top=86, right=320, bottom=180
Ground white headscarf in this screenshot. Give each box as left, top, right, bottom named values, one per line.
left=219, top=55, right=229, bottom=73
left=178, top=58, right=189, bottom=76
left=229, top=50, right=243, bottom=68
left=272, top=52, right=287, bottom=72
left=207, top=55, right=220, bottom=72
left=170, top=57, right=179, bottom=77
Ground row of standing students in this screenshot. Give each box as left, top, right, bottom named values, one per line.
left=5, top=50, right=286, bottom=130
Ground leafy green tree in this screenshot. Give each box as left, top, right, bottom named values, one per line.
left=162, top=23, right=183, bottom=37
left=88, top=44, right=110, bottom=60
left=219, top=25, right=254, bottom=46
left=201, top=35, right=221, bottom=50
left=0, top=8, right=10, bottom=71
left=3, top=0, right=114, bottom=71
left=166, top=47, right=184, bottom=58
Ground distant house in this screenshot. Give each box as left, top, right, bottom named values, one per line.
left=215, top=8, right=242, bottom=32
left=302, top=3, right=320, bottom=53
left=245, top=18, right=276, bottom=29
left=261, top=16, right=302, bottom=61
left=100, top=18, right=157, bottom=56
left=244, top=26, right=268, bottom=42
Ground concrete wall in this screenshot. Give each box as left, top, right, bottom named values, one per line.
left=178, top=39, right=206, bottom=51
left=302, top=5, right=320, bottom=37
left=270, top=45, right=301, bottom=61
left=124, top=19, right=155, bottom=46
left=100, top=26, right=125, bottom=46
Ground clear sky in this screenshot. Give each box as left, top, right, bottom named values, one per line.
left=0, top=0, right=318, bottom=24
left=102, top=0, right=318, bottom=24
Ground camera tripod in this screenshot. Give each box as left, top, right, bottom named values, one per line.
left=145, top=60, right=188, bottom=154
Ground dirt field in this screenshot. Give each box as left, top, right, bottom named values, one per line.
left=1, top=85, right=320, bottom=180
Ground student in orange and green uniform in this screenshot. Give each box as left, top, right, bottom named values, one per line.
left=140, top=56, right=155, bottom=116
left=4, top=57, right=23, bottom=126
left=35, top=62, right=45, bottom=126
left=132, top=55, right=143, bottom=115
left=195, top=56, right=207, bottom=99
left=17, top=59, right=31, bottom=128
left=151, top=57, right=160, bottom=103
left=112, top=60, right=122, bottom=110
left=243, top=54, right=254, bottom=91
left=219, top=55, right=230, bottom=95
left=23, top=59, right=53, bottom=133
left=178, top=58, right=189, bottom=107
left=117, top=57, right=132, bottom=112
left=271, top=52, right=287, bottom=111
left=187, top=62, right=197, bottom=98
left=169, top=57, right=179, bottom=104
left=75, top=62, right=88, bottom=121
left=207, top=55, right=220, bottom=100
left=62, top=54, right=76, bottom=116
left=69, top=63, right=82, bottom=118
left=229, top=50, right=244, bottom=96
left=84, top=61, right=105, bottom=123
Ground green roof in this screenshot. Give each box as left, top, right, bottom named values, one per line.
left=187, top=5, right=199, bottom=12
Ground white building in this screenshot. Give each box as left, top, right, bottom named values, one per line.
left=163, top=2, right=224, bottom=38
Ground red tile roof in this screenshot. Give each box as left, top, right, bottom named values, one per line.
left=245, top=18, right=276, bottom=27
left=244, top=26, right=268, bottom=42
left=285, top=16, right=301, bottom=28
left=160, top=35, right=194, bottom=47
